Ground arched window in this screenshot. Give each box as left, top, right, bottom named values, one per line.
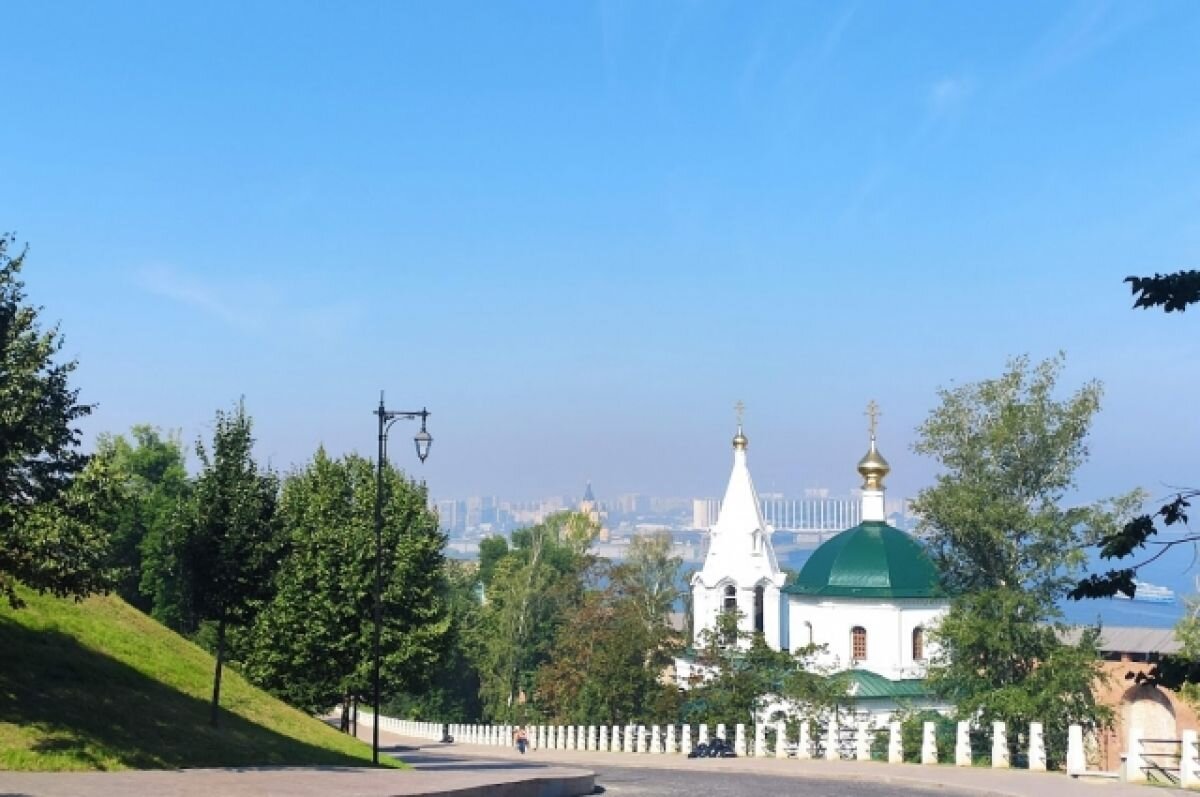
left=851, top=626, right=867, bottom=662
left=754, top=586, right=765, bottom=634
left=722, top=585, right=738, bottom=645
left=912, top=626, right=925, bottom=661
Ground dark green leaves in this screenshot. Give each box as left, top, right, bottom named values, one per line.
left=1126, top=271, right=1200, bottom=313
left=0, top=233, right=98, bottom=608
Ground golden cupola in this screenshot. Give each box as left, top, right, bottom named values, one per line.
left=857, top=436, right=890, bottom=490
left=857, top=399, right=890, bottom=490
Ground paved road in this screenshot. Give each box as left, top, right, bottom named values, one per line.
left=395, top=746, right=958, bottom=796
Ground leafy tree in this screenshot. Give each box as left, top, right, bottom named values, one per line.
left=927, top=588, right=1111, bottom=766
left=684, top=612, right=844, bottom=732
left=386, top=559, right=482, bottom=723
left=912, top=354, right=1129, bottom=767
left=610, top=531, right=684, bottom=667
left=4, top=448, right=122, bottom=606
left=246, top=449, right=451, bottom=727
left=92, top=426, right=189, bottom=614
left=534, top=584, right=664, bottom=724
left=478, top=535, right=509, bottom=589
left=177, top=401, right=280, bottom=726
left=474, top=512, right=596, bottom=721
left=0, top=233, right=96, bottom=607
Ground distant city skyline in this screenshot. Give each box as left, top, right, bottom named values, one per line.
left=3, top=3, right=1198, bottom=509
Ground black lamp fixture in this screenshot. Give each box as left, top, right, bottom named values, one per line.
left=370, top=392, right=432, bottom=766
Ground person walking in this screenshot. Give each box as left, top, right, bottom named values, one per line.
left=516, top=725, right=529, bottom=754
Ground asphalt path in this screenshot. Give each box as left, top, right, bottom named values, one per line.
left=393, top=746, right=960, bottom=796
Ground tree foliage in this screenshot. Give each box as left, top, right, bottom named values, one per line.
left=176, top=401, right=280, bottom=726
left=245, top=448, right=450, bottom=720
left=913, top=355, right=1123, bottom=766
left=927, top=588, right=1110, bottom=766
left=0, top=233, right=97, bottom=607
left=684, top=612, right=844, bottom=730
left=1127, top=271, right=1200, bottom=313
left=912, top=353, right=1139, bottom=602
left=474, top=512, right=596, bottom=721
left=92, top=426, right=189, bottom=614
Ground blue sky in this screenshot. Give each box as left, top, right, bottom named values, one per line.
left=3, top=2, right=1199, bottom=505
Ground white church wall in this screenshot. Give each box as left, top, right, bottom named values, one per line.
left=787, top=596, right=947, bottom=681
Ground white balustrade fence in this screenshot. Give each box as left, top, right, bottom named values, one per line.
left=356, top=709, right=1200, bottom=783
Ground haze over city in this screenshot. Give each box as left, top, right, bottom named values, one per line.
left=4, top=2, right=1198, bottom=505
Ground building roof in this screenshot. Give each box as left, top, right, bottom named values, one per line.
left=1060, top=625, right=1182, bottom=655
left=843, top=669, right=932, bottom=700
left=785, top=520, right=945, bottom=599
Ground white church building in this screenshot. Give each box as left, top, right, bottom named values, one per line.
left=680, top=410, right=951, bottom=719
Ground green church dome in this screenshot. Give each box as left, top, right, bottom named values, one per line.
left=785, top=520, right=944, bottom=599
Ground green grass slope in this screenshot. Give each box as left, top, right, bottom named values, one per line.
left=0, top=586, right=403, bottom=771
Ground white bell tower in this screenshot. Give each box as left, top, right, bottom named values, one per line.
left=690, top=403, right=787, bottom=650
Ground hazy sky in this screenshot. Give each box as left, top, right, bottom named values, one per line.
left=3, top=2, right=1198, bottom=504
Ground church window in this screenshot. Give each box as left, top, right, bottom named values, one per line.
left=912, top=627, right=925, bottom=661
left=851, top=626, right=867, bottom=661
left=722, top=585, right=738, bottom=645
left=754, top=586, right=765, bottom=634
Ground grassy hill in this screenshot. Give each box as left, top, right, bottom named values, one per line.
left=0, top=586, right=404, bottom=771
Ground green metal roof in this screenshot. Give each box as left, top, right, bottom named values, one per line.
left=784, top=521, right=945, bottom=599
left=843, top=669, right=932, bottom=699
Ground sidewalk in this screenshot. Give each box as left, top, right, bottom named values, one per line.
left=0, top=725, right=594, bottom=797
left=429, top=734, right=1197, bottom=797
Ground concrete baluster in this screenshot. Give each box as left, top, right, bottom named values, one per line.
left=681, top=724, right=693, bottom=756
left=610, top=725, right=620, bottom=753
left=797, top=720, right=811, bottom=760
left=1067, top=724, right=1086, bottom=776
left=699, top=723, right=709, bottom=746
left=753, top=723, right=766, bottom=757
left=921, top=721, right=937, bottom=765
left=665, top=724, right=676, bottom=754
left=716, top=723, right=727, bottom=743
left=588, top=725, right=597, bottom=751
left=578, top=726, right=586, bottom=751
left=1028, top=722, right=1046, bottom=772
left=651, top=725, right=662, bottom=754
left=1181, top=729, right=1198, bottom=786
left=625, top=724, right=635, bottom=753
left=775, top=720, right=788, bottom=759
left=599, top=724, right=609, bottom=752
left=956, top=721, right=971, bottom=767
left=570, top=725, right=578, bottom=751
left=856, top=721, right=871, bottom=762
left=638, top=725, right=648, bottom=753
left=824, top=714, right=839, bottom=761
left=992, top=721, right=1009, bottom=768
left=888, top=721, right=902, bottom=764
left=735, top=724, right=747, bottom=757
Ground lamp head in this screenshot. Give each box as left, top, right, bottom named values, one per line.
left=414, top=412, right=432, bottom=462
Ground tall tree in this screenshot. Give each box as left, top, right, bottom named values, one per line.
left=0, top=233, right=97, bottom=608
left=475, top=512, right=596, bottom=721
left=245, top=449, right=450, bottom=725
left=912, top=354, right=1132, bottom=766
left=178, top=401, right=280, bottom=726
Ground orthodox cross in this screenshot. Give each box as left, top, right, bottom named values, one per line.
left=865, top=400, right=881, bottom=438
left=734, top=400, right=745, bottom=426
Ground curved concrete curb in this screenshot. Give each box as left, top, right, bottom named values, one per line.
left=0, top=766, right=597, bottom=797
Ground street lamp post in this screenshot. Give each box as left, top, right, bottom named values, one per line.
left=372, top=392, right=432, bottom=766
